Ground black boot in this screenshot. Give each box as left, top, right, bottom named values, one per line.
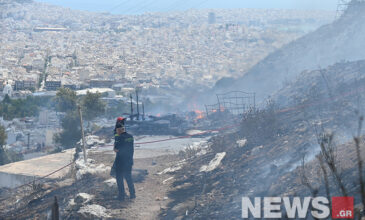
left=118, top=194, right=125, bottom=201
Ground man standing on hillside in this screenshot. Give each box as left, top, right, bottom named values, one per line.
left=114, top=123, right=136, bottom=201
left=110, top=117, right=126, bottom=177
left=114, top=117, right=125, bottom=135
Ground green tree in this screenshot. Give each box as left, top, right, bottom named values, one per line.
left=0, top=95, right=40, bottom=120
left=53, top=111, right=81, bottom=149
left=3, top=94, right=11, bottom=104
left=54, top=88, right=77, bottom=112
left=81, top=92, right=106, bottom=121
left=0, top=125, right=9, bottom=165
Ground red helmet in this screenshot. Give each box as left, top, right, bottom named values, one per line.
left=117, top=117, right=125, bottom=121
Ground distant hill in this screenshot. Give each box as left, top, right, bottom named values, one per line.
left=214, top=1, right=365, bottom=103
left=0, top=0, right=32, bottom=4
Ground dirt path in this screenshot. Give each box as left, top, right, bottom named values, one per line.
left=90, top=151, right=178, bottom=220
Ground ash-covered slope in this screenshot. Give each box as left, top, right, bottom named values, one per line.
left=162, top=60, right=365, bottom=219
left=216, top=1, right=365, bottom=102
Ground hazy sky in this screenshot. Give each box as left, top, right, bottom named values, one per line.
left=36, top=0, right=338, bottom=14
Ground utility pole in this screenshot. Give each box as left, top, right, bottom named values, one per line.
left=27, top=133, right=30, bottom=150
left=216, top=94, right=222, bottom=118
left=136, top=89, right=140, bottom=120
left=78, top=106, right=87, bottom=163
left=51, top=196, right=59, bottom=220
left=142, top=102, right=145, bottom=121
left=130, top=94, right=134, bottom=121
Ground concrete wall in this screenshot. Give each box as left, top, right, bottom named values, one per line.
left=0, top=172, right=35, bottom=188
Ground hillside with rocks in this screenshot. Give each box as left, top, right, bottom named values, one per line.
left=161, top=60, right=365, bottom=219
left=215, top=0, right=365, bottom=102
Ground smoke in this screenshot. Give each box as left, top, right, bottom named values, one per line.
left=210, top=2, right=365, bottom=105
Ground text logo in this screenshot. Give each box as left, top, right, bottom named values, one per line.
left=242, top=196, right=354, bottom=219
left=332, top=197, right=353, bottom=219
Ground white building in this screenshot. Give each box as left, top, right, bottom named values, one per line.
left=3, top=83, right=13, bottom=97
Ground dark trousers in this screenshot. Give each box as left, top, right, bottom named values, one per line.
left=116, top=168, right=135, bottom=198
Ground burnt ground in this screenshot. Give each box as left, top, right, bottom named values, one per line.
left=159, top=60, right=365, bottom=219
left=0, top=151, right=180, bottom=220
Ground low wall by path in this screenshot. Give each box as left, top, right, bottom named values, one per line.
left=0, top=149, right=74, bottom=189
left=0, top=172, right=35, bottom=188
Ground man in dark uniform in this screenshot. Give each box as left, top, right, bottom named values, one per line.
left=114, top=117, right=125, bottom=135
left=110, top=117, right=126, bottom=177
left=114, top=123, right=136, bottom=201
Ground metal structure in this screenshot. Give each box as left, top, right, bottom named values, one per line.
left=129, top=88, right=145, bottom=121
left=78, top=106, right=87, bottom=163
left=336, top=0, right=352, bottom=18
left=205, top=103, right=221, bottom=116
left=205, top=91, right=255, bottom=116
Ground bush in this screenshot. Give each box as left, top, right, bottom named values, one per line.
left=53, top=111, right=81, bottom=149
left=0, top=124, right=23, bottom=165
left=240, top=101, right=281, bottom=146
left=0, top=95, right=45, bottom=120
left=81, top=91, right=106, bottom=121
left=54, top=88, right=77, bottom=112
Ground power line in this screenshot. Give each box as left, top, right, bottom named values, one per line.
left=171, top=0, right=211, bottom=12
left=165, top=0, right=211, bottom=12
left=163, top=0, right=194, bottom=12
left=111, top=0, right=212, bottom=15
left=127, top=0, right=159, bottom=14
left=190, top=0, right=211, bottom=11
left=121, top=0, right=154, bottom=14
left=108, top=0, right=134, bottom=13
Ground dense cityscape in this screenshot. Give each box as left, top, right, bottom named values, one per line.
left=0, top=0, right=335, bottom=155
left=1, top=1, right=334, bottom=91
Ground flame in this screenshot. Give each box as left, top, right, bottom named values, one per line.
left=210, top=107, right=223, bottom=114
left=187, top=99, right=205, bottom=120
left=194, top=110, right=204, bottom=120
